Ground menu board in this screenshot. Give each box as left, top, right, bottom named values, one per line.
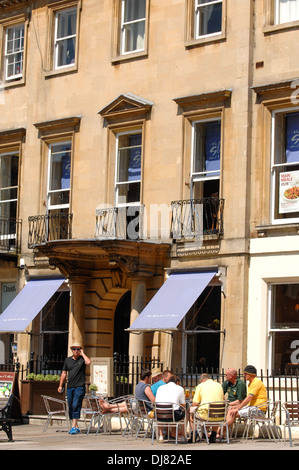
left=279, top=170, right=299, bottom=214
left=90, top=358, right=113, bottom=397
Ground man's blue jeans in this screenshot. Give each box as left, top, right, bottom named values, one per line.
left=67, top=386, right=85, bottom=420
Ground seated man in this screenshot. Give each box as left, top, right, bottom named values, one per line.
left=155, top=374, right=186, bottom=442
left=189, top=373, right=224, bottom=443
left=222, top=368, right=247, bottom=406
left=151, top=369, right=172, bottom=397
left=226, top=365, right=268, bottom=428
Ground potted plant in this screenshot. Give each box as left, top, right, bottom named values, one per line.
left=89, top=384, right=98, bottom=396
left=21, top=373, right=62, bottom=416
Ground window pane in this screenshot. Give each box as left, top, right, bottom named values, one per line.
left=271, top=284, right=299, bottom=328
left=123, top=21, right=145, bottom=53
left=124, top=0, right=146, bottom=22
left=117, top=182, right=140, bottom=204
left=57, top=9, right=77, bottom=39
left=272, top=331, right=299, bottom=374
left=273, top=112, right=299, bottom=220
left=196, top=1, right=222, bottom=36
left=117, top=134, right=141, bottom=183
left=5, top=24, right=24, bottom=78
left=49, top=144, right=71, bottom=191
left=194, top=121, right=221, bottom=175
left=276, top=0, right=299, bottom=24
left=56, top=37, right=76, bottom=67
left=55, top=8, right=77, bottom=68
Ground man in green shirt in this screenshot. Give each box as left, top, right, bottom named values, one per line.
left=222, top=368, right=247, bottom=405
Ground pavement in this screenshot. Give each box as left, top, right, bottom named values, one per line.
left=0, top=416, right=298, bottom=458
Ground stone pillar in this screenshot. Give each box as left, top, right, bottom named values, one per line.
left=128, top=278, right=146, bottom=360
left=69, top=279, right=87, bottom=349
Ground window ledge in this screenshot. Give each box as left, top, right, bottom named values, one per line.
left=263, top=20, right=299, bottom=35
left=111, top=50, right=148, bottom=65
left=256, top=223, right=299, bottom=237
left=184, top=32, right=226, bottom=49
left=44, top=65, right=78, bottom=79
left=1, top=77, right=25, bottom=89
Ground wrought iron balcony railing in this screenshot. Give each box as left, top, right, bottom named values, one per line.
left=28, top=213, right=73, bottom=248
left=171, top=197, right=224, bottom=241
left=0, top=217, right=22, bottom=253
left=95, top=205, right=144, bottom=240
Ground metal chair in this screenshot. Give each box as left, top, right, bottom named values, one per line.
left=85, top=396, right=104, bottom=434
left=151, top=402, right=187, bottom=445
left=282, top=401, right=299, bottom=447
left=41, top=395, right=70, bottom=432
left=242, top=400, right=281, bottom=441
left=193, top=401, right=229, bottom=444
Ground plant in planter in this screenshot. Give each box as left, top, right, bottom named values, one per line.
left=21, top=373, right=63, bottom=415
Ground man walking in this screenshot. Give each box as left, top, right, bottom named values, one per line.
left=58, top=343, right=91, bottom=434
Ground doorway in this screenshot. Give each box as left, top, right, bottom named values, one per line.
left=113, top=290, right=131, bottom=356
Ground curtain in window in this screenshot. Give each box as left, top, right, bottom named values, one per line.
left=128, top=134, right=141, bottom=181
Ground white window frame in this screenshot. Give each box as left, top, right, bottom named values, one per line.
left=270, top=107, right=299, bottom=224
left=267, top=283, right=299, bottom=372
left=274, top=0, right=299, bottom=25
left=120, top=0, right=146, bottom=55
left=194, top=0, right=223, bottom=39
left=115, top=130, right=142, bottom=207
left=5, top=23, right=25, bottom=81
left=0, top=150, right=19, bottom=242
left=190, top=117, right=221, bottom=198
left=53, top=7, right=77, bottom=71
left=47, top=141, right=71, bottom=212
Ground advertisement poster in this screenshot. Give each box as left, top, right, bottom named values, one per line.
left=279, top=170, right=299, bottom=214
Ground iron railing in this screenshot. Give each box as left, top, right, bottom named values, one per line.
left=0, top=217, right=22, bottom=253
left=28, top=212, right=73, bottom=248
left=2, top=355, right=298, bottom=422
left=171, top=197, right=224, bottom=240
left=95, top=205, right=144, bottom=240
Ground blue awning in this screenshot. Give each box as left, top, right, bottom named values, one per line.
left=128, top=270, right=217, bottom=331
left=0, top=278, right=65, bottom=333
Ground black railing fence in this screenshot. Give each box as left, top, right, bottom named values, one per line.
left=2, top=354, right=299, bottom=422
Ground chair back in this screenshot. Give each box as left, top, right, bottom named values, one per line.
left=207, top=402, right=226, bottom=422
left=87, top=396, right=101, bottom=412
left=41, top=395, right=67, bottom=414
left=283, top=401, right=299, bottom=425
left=155, top=403, right=174, bottom=422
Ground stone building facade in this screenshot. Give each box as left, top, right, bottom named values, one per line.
left=0, top=0, right=298, bottom=379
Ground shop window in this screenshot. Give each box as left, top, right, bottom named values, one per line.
left=271, top=109, right=299, bottom=223
left=182, top=285, right=221, bottom=371
left=41, top=290, right=70, bottom=360
left=269, top=283, right=299, bottom=374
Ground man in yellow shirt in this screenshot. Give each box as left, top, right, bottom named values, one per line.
left=189, top=373, right=224, bottom=443
left=226, top=365, right=268, bottom=428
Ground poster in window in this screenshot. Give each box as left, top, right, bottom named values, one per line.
left=279, top=170, right=299, bottom=213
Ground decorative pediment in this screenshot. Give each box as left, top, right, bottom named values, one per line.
left=98, top=93, right=153, bottom=124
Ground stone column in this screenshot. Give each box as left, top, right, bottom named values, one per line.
left=68, top=278, right=87, bottom=349
left=128, top=277, right=146, bottom=360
